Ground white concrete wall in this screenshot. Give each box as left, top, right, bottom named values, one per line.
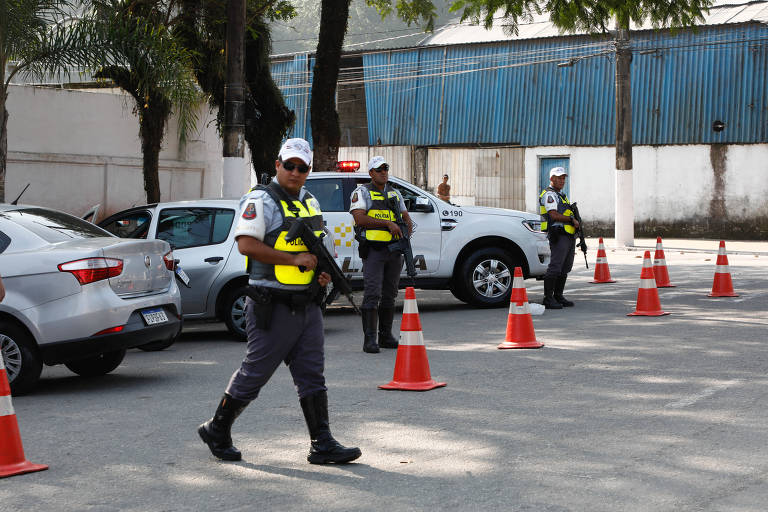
left=524, top=144, right=768, bottom=222
left=5, top=85, right=235, bottom=219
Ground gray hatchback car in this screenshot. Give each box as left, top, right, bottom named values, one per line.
left=0, top=205, right=182, bottom=394
left=98, top=198, right=340, bottom=339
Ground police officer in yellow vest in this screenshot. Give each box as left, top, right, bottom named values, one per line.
left=350, top=156, right=413, bottom=353
left=198, top=138, right=361, bottom=464
left=539, top=167, right=580, bottom=309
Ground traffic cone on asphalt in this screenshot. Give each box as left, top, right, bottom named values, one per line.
left=628, top=251, right=670, bottom=317
left=708, top=241, right=739, bottom=297
left=498, top=267, right=543, bottom=349
left=379, top=287, right=446, bottom=391
left=0, top=356, right=48, bottom=478
left=591, top=238, right=616, bottom=283
left=653, top=237, right=675, bottom=288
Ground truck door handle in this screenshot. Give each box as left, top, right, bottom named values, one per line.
left=204, top=256, right=224, bottom=263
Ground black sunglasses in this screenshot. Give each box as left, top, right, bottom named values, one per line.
left=281, top=159, right=310, bottom=174
left=372, top=164, right=389, bottom=173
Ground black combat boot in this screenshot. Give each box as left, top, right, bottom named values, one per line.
left=377, top=306, right=399, bottom=349
left=300, top=391, right=362, bottom=464
left=542, top=277, right=563, bottom=310
left=198, top=394, right=249, bottom=461
left=554, top=275, right=574, bottom=307
left=361, top=308, right=380, bottom=353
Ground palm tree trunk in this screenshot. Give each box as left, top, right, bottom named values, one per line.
left=138, top=101, right=168, bottom=203
left=310, top=0, right=350, bottom=172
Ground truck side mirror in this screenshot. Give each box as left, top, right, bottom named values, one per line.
left=410, top=197, right=434, bottom=213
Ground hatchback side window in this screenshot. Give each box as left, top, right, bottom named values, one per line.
left=303, top=178, right=345, bottom=212
left=212, top=209, right=236, bottom=244
left=100, top=211, right=152, bottom=239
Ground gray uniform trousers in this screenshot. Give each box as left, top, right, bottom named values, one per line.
left=226, top=298, right=326, bottom=402
left=545, top=232, right=576, bottom=279
left=361, top=246, right=404, bottom=309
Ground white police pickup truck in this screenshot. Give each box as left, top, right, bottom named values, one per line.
left=303, top=169, right=550, bottom=307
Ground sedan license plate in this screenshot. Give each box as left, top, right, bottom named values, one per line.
left=175, top=266, right=191, bottom=287
left=141, top=308, right=168, bottom=326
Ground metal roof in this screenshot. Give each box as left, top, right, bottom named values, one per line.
left=419, top=0, right=768, bottom=46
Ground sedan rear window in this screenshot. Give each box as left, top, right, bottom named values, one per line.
left=1, top=208, right=112, bottom=242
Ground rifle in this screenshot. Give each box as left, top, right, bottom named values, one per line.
left=284, top=219, right=361, bottom=314
left=387, top=196, right=418, bottom=282
left=570, top=202, right=589, bottom=269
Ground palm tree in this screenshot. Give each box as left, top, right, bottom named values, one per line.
left=0, top=0, right=97, bottom=202
left=90, top=0, right=199, bottom=202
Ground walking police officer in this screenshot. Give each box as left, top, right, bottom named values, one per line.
left=350, top=156, right=413, bottom=354
left=539, top=167, right=579, bottom=309
left=198, top=138, right=361, bottom=464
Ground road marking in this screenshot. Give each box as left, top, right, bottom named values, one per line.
left=665, top=379, right=742, bottom=409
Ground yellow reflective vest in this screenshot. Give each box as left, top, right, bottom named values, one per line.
left=539, top=187, right=576, bottom=235
left=249, top=182, right=324, bottom=286
left=361, top=184, right=400, bottom=243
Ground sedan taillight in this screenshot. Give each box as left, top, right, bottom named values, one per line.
left=58, top=257, right=123, bottom=285
left=163, top=251, right=175, bottom=271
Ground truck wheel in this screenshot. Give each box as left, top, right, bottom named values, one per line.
left=223, top=286, right=248, bottom=341
left=0, top=321, right=42, bottom=395
left=459, top=248, right=518, bottom=307
left=65, top=349, right=126, bottom=377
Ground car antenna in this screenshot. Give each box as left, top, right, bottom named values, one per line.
left=10, top=183, right=30, bottom=205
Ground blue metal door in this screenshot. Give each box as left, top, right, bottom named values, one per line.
left=539, top=157, right=570, bottom=198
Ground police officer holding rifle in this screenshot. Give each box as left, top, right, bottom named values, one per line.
left=198, top=138, right=361, bottom=464
left=351, top=156, right=414, bottom=354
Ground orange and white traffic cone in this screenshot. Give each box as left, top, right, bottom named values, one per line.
left=0, top=356, right=48, bottom=478
left=498, top=267, right=543, bottom=349
left=708, top=241, right=739, bottom=297
left=653, top=236, right=675, bottom=288
left=591, top=237, right=616, bottom=283
left=628, top=251, right=670, bottom=317
left=379, top=287, right=446, bottom=391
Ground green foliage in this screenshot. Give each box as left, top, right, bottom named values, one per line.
left=177, top=0, right=296, bottom=175
left=365, top=0, right=438, bottom=30
left=89, top=0, right=200, bottom=145
left=448, top=0, right=712, bottom=33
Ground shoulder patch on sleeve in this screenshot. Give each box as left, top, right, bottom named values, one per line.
left=351, top=191, right=358, bottom=202
left=547, top=195, right=555, bottom=203
left=242, top=202, right=257, bottom=219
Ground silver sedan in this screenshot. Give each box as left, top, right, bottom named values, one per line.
left=0, top=205, right=182, bottom=395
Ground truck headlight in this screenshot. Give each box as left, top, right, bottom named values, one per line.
left=522, top=220, right=543, bottom=233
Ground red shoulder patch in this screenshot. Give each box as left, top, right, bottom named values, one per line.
left=242, top=202, right=257, bottom=220
left=351, top=192, right=359, bottom=203
left=547, top=196, right=555, bottom=203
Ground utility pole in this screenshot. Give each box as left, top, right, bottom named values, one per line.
left=222, top=0, right=247, bottom=197
left=614, top=25, right=634, bottom=246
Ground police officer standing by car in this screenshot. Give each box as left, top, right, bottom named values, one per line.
left=198, top=138, right=361, bottom=464
left=539, top=166, right=579, bottom=309
left=350, top=156, right=413, bottom=354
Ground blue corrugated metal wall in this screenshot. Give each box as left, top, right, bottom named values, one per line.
left=272, top=54, right=314, bottom=144
left=360, top=23, right=768, bottom=146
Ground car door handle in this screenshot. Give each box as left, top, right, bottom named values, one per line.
left=204, top=256, right=224, bottom=263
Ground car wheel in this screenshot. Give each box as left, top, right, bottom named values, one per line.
left=459, top=248, right=519, bottom=307
left=223, top=286, right=248, bottom=341
left=0, top=321, right=42, bottom=396
left=64, top=349, right=126, bottom=377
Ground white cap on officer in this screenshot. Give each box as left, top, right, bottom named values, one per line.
left=549, top=167, right=568, bottom=178
left=367, top=156, right=388, bottom=171
left=279, top=138, right=312, bottom=166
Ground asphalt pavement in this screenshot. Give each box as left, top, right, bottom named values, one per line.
left=3, top=238, right=768, bottom=512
